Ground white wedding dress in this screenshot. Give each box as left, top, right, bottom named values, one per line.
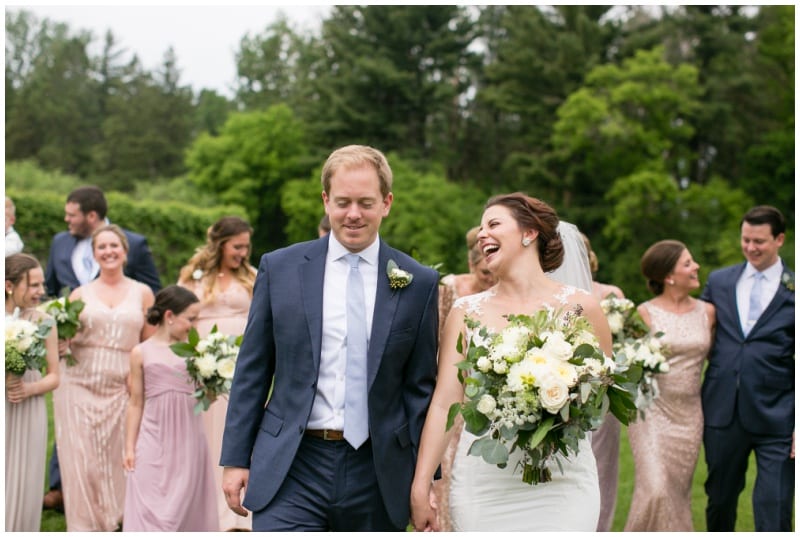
left=448, top=221, right=600, bottom=531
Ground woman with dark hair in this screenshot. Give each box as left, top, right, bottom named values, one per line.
left=123, top=285, right=218, bottom=531
left=411, top=193, right=610, bottom=531
left=5, top=253, right=60, bottom=531
left=178, top=216, right=256, bottom=531
left=54, top=224, right=155, bottom=531
left=624, top=240, right=715, bottom=531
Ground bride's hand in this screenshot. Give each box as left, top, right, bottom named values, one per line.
left=410, top=480, right=439, bottom=531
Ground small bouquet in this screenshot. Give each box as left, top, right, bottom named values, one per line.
left=448, top=307, right=637, bottom=485
left=39, top=295, right=85, bottom=366
left=5, top=311, right=54, bottom=376
left=600, top=293, right=669, bottom=415
left=170, top=325, right=242, bottom=413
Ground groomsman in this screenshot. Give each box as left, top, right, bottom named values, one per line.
left=42, top=185, right=161, bottom=511
left=700, top=205, right=794, bottom=531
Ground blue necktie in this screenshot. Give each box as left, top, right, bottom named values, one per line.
left=344, top=254, right=369, bottom=448
left=745, top=272, right=765, bottom=335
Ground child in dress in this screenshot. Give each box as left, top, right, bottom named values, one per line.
left=122, top=285, right=218, bottom=531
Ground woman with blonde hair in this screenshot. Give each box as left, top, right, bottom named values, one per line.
left=178, top=215, right=256, bottom=531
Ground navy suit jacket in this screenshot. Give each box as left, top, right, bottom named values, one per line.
left=44, top=229, right=161, bottom=297
left=700, top=261, right=794, bottom=435
left=219, top=236, right=439, bottom=528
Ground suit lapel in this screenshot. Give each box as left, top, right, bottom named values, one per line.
left=749, top=263, right=793, bottom=337
left=725, top=263, right=747, bottom=337
left=300, top=239, right=328, bottom=374
left=367, top=242, right=400, bottom=391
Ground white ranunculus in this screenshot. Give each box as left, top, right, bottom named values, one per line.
left=539, top=377, right=570, bottom=414
left=492, top=360, right=509, bottom=375
left=476, top=394, right=497, bottom=415
left=192, top=269, right=204, bottom=281
left=216, top=358, right=236, bottom=379
left=196, top=339, right=210, bottom=354
left=658, top=361, right=670, bottom=373
left=573, top=329, right=599, bottom=347
left=606, top=312, right=624, bottom=335
left=476, top=356, right=492, bottom=373
left=553, top=361, right=579, bottom=387
left=194, top=354, right=218, bottom=379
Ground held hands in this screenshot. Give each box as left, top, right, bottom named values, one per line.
left=410, top=480, right=439, bottom=532
left=57, top=338, right=71, bottom=358
left=5, top=372, right=29, bottom=403
left=222, top=466, right=250, bottom=517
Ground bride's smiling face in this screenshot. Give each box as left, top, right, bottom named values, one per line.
left=477, top=205, right=536, bottom=270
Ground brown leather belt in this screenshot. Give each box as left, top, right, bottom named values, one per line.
left=305, top=429, right=345, bottom=441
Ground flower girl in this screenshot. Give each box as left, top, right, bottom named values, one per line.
left=122, top=285, right=218, bottom=531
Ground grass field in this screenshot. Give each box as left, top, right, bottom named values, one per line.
left=40, top=394, right=773, bottom=532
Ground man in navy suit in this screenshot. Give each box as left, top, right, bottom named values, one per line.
left=220, top=145, right=439, bottom=531
left=700, top=205, right=794, bottom=531
left=42, top=185, right=161, bottom=511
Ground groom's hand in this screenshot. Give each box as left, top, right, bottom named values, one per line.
left=222, top=466, right=250, bottom=517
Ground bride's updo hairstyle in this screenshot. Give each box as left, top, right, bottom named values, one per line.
left=146, top=285, right=199, bottom=326
left=640, top=240, right=687, bottom=296
left=485, top=193, right=564, bottom=272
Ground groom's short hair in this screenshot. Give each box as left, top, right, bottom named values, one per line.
left=321, top=145, right=393, bottom=198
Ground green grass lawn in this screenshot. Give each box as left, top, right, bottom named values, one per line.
left=40, top=394, right=778, bottom=532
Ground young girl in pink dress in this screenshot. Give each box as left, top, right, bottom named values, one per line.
left=123, top=285, right=218, bottom=531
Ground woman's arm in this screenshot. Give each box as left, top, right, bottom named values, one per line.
left=123, top=345, right=145, bottom=471
left=140, top=285, right=157, bottom=341
left=410, top=306, right=469, bottom=531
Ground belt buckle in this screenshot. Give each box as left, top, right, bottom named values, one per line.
left=323, top=430, right=335, bottom=440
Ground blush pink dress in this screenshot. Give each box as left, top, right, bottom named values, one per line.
left=122, top=338, right=218, bottom=531
left=52, top=280, right=145, bottom=531
left=624, top=299, right=711, bottom=531
left=181, top=277, right=252, bottom=531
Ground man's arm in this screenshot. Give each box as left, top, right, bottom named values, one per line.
left=127, top=234, right=161, bottom=293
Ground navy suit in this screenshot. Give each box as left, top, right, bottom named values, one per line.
left=700, top=261, right=794, bottom=531
left=44, top=229, right=161, bottom=297
left=220, top=236, right=439, bottom=530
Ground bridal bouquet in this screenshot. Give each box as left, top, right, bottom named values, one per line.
left=448, top=307, right=637, bottom=485
left=170, top=325, right=242, bottom=413
left=5, top=313, right=54, bottom=376
left=39, top=295, right=85, bottom=366
left=600, top=293, right=669, bottom=414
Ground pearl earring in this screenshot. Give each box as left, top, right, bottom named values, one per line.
left=667, top=279, right=674, bottom=285
left=522, top=238, right=532, bottom=247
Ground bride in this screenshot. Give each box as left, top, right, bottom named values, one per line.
left=410, top=193, right=610, bottom=531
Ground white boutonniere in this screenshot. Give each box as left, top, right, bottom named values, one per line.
left=192, top=269, right=204, bottom=281
left=781, top=272, right=794, bottom=292
left=387, top=259, right=413, bottom=290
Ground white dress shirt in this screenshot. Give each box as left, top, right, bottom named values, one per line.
left=307, top=234, right=380, bottom=431
left=5, top=227, right=24, bottom=257
left=71, top=236, right=99, bottom=285
left=736, top=259, right=782, bottom=335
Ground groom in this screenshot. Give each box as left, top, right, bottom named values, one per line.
left=219, top=145, right=439, bottom=531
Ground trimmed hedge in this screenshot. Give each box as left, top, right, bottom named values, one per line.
left=7, top=188, right=247, bottom=288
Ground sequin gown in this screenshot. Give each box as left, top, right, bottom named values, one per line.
left=52, top=281, right=145, bottom=531
left=122, top=339, right=218, bottom=531
left=448, top=286, right=601, bottom=531
left=624, top=299, right=711, bottom=531
left=5, top=366, right=47, bottom=532
left=182, top=278, right=252, bottom=531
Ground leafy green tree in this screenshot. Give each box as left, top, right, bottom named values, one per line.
left=185, top=104, right=310, bottom=254
left=194, top=89, right=233, bottom=136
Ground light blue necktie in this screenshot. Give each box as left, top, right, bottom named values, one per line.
left=344, top=253, right=369, bottom=448
left=745, top=272, right=765, bottom=335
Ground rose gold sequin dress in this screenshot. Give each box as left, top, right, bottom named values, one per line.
left=624, top=299, right=711, bottom=531
left=182, top=278, right=252, bottom=531
left=52, top=281, right=145, bottom=531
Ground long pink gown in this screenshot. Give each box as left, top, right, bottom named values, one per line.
left=122, top=338, right=218, bottom=531
left=181, top=277, right=252, bottom=531
left=52, top=280, right=145, bottom=531
left=624, top=299, right=711, bottom=531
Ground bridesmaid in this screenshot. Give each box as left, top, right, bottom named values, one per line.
left=123, top=285, right=218, bottom=531
left=53, top=224, right=155, bottom=531
left=434, top=226, right=497, bottom=531
left=624, top=240, right=715, bottom=531
left=177, top=216, right=256, bottom=531
left=5, top=254, right=60, bottom=531
left=582, top=232, right=624, bottom=532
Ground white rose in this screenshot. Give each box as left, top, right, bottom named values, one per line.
left=192, top=269, right=204, bottom=281
left=476, top=394, right=497, bottom=415
left=196, top=339, right=210, bottom=354
left=659, top=361, right=670, bottom=373
left=573, top=329, right=598, bottom=347
left=194, top=354, right=218, bottom=379
left=216, top=358, right=236, bottom=379
left=541, top=332, right=573, bottom=361
left=539, top=377, right=570, bottom=414
left=492, top=360, right=508, bottom=375
left=553, top=361, right=578, bottom=387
